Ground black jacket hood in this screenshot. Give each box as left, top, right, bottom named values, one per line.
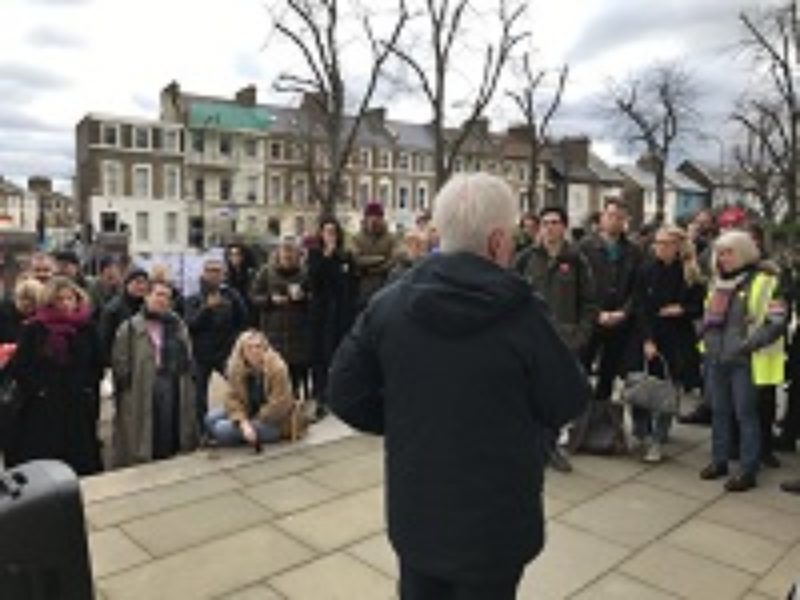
left=403, top=252, right=530, bottom=336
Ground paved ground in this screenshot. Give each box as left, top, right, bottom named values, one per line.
left=83, top=408, right=800, bottom=600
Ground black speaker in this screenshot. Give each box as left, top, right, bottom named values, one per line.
left=0, top=460, right=94, bottom=599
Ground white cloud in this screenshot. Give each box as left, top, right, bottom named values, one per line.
left=0, top=0, right=781, bottom=184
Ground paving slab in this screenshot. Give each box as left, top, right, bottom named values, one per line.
left=300, top=435, right=382, bottom=463
left=120, top=492, right=272, bottom=557
left=700, top=496, right=800, bottom=545
left=664, top=518, right=787, bottom=575
left=274, top=486, right=385, bottom=552
left=270, top=552, right=395, bottom=600
left=227, top=454, right=319, bottom=487
left=619, top=542, right=755, bottom=600
left=634, top=461, right=726, bottom=502
left=543, top=469, right=612, bottom=505
left=303, top=451, right=383, bottom=493
left=543, top=494, right=572, bottom=519
left=557, top=481, right=702, bottom=548
left=346, top=533, right=398, bottom=579
left=243, top=474, right=340, bottom=514
left=570, top=453, right=649, bottom=484
left=756, top=541, right=800, bottom=598
left=88, top=528, right=150, bottom=579
left=571, top=572, right=680, bottom=599
left=97, top=523, right=313, bottom=600
left=223, top=584, right=284, bottom=599
left=86, top=472, right=242, bottom=528
left=518, top=521, right=630, bottom=599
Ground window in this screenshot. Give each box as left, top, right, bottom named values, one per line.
left=412, top=153, right=421, bottom=172
left=378, top=150, right=391, bottom=170
left=164, top=165, right=180, bottom=200
left=244, top=138, right=257, bottom=158
left=398, top=153, right=410, bottom=171
left=219, top=134, right=232, bottom=156
left=192, top=130, right=205, bottom=153
left=378, top=182, right=391, bottom=205
left=194, top=177, right=205, bottom=200
left=135, top=212, right=149, bottom=242
left=220, top=177, right=231, bottom=201
left=102, top=160, right=122, bottom=196
left=453, top=158, right=463, bottom=172
left=102, top=124, right=118, bottom=146
left=247, top=215, right=258, bottom=231
left=284, top=143, right=294, bottom=161
left=360, top=148, right=371, bottom=169
left=417, top=184, right=428, bottom=210
left=294, top=215, right=305, bottom=236
left=165, top=212, right=178, bottom=244
left=270, top=141, right=282, bottom=161
left=134, top=126, right=150, bottom=150
left=269, top=174, right=283, bottom=204
left=164, top=129, right=179, bottom=153
left=100, top=212, right=118, bottom=233
left=132, top=164, right=151, bottom=198
left=247, top=176, right=258, bottom=203
left=358, top=180, right=370, bottom=206
left=292, top=176, right=307, bottom=205
left=398, top=186, right=409, bottom=210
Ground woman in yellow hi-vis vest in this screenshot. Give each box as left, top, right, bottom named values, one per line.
left=699, top=230, right=787, bottom=492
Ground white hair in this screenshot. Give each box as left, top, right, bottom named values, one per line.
left=713, top=229, right=760, bottom=272
left=432, top=173, right=517, bottom=255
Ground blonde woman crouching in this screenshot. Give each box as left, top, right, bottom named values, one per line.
left=205, top=329, right=304, bottom=448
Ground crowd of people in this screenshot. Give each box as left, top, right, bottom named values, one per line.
left=0, top=191, right=798, bottom=497
left=0, top=201, right=431, bottom=474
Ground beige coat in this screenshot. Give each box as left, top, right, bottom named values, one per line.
left=111, top=313, right=197, bottom=468
left=225, top=347, right=295, bottom=425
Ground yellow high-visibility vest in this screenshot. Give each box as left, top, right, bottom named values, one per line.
left=748, top=273, right=785, bottom=386
left=698, top=272, right=786, bottom=385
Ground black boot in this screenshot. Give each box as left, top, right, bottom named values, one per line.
left=679, top=404, right=712, bottom=426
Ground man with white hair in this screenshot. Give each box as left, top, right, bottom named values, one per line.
left=328, top=173, right=590, bottom=599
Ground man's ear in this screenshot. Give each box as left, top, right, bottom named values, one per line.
left=486, top=228, right=502, bottom=261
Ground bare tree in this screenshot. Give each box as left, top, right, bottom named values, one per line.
left=390, top=0, right=528, bottom=190
left=732, top=102, right=787, bottom=221
left=506, top=54, right=568, bottom=212
left=604, top=63, right=698, bottom=220
left=270, top=0, right=408, bottom=217
left=737, top=1, right=799, bottom=220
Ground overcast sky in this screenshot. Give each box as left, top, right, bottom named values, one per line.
left=0, top=0, right=776, bottom=191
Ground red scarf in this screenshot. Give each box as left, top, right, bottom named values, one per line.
left=30, top=305, right=91, bottom=364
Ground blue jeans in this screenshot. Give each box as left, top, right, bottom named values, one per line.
left=204, top=407, right=281, bottom=446
left=706, top=360, right=760, bottom=475
left=631, top=406, right=672, bottom=444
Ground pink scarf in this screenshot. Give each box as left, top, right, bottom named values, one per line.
left=30, top=304, right=91, bottom=364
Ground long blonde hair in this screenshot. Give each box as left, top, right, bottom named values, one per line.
left=226, top=329, right=270, bottom=381
left=38, top=276, right=90, bottom=309
left=657, top=226, right=703, bottom=286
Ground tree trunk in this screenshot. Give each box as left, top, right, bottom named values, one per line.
left=654, top=159, right=666, bottom=223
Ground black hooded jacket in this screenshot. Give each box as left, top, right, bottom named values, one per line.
left=328, top=252, right=590, bottom=581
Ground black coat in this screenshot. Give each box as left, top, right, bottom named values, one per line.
left=633, top=258, right=705, bottom=387
left=578, top=233, right=643, bottom=314
left=0, top=300, right=25, bottom=344
left=99, top=293, right=144, bottom=366
left=5, top=319, right=103, bottom=475
left=328, top=252, right=590, bottom=581
left=184, top=285, right=248, bottom=367
left=307, top=248, right=357, bottom=365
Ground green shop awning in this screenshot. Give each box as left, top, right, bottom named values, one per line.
left=188, top=101, right=275, bottom=131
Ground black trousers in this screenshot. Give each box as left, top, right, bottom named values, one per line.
left=582, top=325, right=633, bottom=402
left=399, top=563, right=523, bottom=600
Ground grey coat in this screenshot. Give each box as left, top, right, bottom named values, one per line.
left=110, top=313, right=198, bottom=468
left=703, top=267, right=786, bottom=365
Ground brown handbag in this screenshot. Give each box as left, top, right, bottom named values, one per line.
left=279, top=402, right=309, bottom=442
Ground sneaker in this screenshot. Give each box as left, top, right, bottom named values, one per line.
left=643, top=442, right=663, bottom=464
left=548, top=447, right=573, bottom=473
left=700, top=463, right=729, bottom=480
left=724, top=473, right=757, bottom=492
